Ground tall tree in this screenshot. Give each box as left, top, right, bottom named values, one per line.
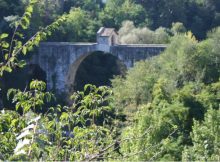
left=99, top=0, right=146, bottom=28
left=134, top=0, right=187, bottom=29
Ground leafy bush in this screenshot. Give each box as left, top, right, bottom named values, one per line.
left=182, top=109, right=220, bottom=161
left=118, top=20, right=170, bottom=44
left=1, top=81, right=123, bottom=161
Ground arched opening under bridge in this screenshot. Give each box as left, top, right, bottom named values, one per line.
left=66, top=51, right=127, bottom=93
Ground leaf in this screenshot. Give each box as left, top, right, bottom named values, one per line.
left=60, top=112, right=69, bottom=121
left=10, top=119, right=18, bottom=130
left=30, top=0, right=37, bottom=4
left=20, top=16, right=30, bottom=29
left=15, top=32, right=24, bottom=38
left=47, top=121, right=55, bottom=128
left=7, top=89, right=17, bottom=100
left=36, top=100, right=44, bottom=106
left=4, top=66, right=12, bottom=73
left=17, top=60, right=26, bottom=68
left=23, top=103, right=31, bottom=113
left=8, top=56, right=16, bottom=63
left=45, top=92, right=52, bottom=102
left=22, top=47, right=27, bottom=55
left=27, top=45, right=33, bottom=51
left=0, top=33, right=8, bottom=39
left=14, top=102, right=20, bottom=110
left=2, top=41, right=9, bottom=48
left=26, top=6, right=33, bottom=13
left=4, top=53, right=9, bottom=60
left=84, top=84, right=93, bottom=92
left=30, top=80, right=46, bottom=91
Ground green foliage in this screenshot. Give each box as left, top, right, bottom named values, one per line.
left=0, top=110, right=25, bottom=160
left=13, top=114, right=41, bottom=158
left=119, top=79, right=189, bottom=160
left=1, top=82, right=122, bottom=161
left=118, top=21, right=171, bottom=44
left=70, top=84, right=115, bottom=126
left=182, top=109, right=220, bottom=161
left=0, top=0, right=67, bottom=76
left=134, top=0, right=220, bottom=39
left=7, top=80, right=54, bottom=113
left=2, top=0, right=220, bottom=42
left=50, top=7, right=101, bottom=42
left=99, top=0, right=146, bottom=28
left=113, top=28, right=220, bottom=111
left=171, top=22, right=187, bottom=35
left=112, top=28, right=220, bottom=160
left=116, top=76, right=220, bottom=161
left=120, top=104, right=188, bottom=160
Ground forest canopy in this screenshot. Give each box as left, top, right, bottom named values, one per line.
left=0, top=0, right=219, bottom=161
left=1, top=0, right=220, bottom=40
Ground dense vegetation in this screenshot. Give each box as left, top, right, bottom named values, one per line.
left=1, top=0, right=220, bottom=41
left=0, top=0, right=219, bottom=161
left=112, top=30, right=220, bottom=160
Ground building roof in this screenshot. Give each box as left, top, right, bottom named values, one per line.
left=97, top=27, right=116, bottom=37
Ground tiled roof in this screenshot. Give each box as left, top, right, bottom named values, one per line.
left=97, top=27, right=115, bottom=36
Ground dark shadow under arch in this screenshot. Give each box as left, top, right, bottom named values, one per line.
left=66, top=51, right=127, bottom=93
left=0, top=64, right=46, bottom=109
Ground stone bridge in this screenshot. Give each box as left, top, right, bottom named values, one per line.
left=34, top=27, right=166, bottom=95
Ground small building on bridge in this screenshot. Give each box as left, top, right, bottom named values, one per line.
left=97, top=27, right=119, bottom=46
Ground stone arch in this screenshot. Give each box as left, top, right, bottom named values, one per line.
left=28, top=64, right=47, bottom=82
left=66, top=50, right=126, bottom=94
left=0, top=64, right=46, bottom=109
left=1, top=63, right=46, bottom=90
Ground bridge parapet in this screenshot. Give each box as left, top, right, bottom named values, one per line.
left=116, top=44, right=167, bottom=48
left=110, top=44, right=166, bottom=67
left=96, top=44, right=110, bottom=53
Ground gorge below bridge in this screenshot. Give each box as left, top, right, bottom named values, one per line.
left=33, top=27, right=167, bottom=96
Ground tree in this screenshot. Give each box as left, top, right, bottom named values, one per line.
left=99, top=0, right=146, bottom=28
left=2, top=82, right=121, bottom=161
left=21, top=0, right=63, bottom=37
left=118, top=20, right=170, bottom=44
left=0, top=0, right=66, bottom=76
left=63, top=0, right=105, bottom=14
left=134, top=0, right=187, bottom=29
left=182, top=108, right=220, bottom=161
left=171, top=22, right=187, bottom=35
left=0, top=0, right=23, bottom=33
left=112, top=29, right=220, bottom=160
left=0, top=2, right=122, bottom=160
left=50, top=8, right=101, bottom=42
left=120, top=80, right=189, bottom=160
